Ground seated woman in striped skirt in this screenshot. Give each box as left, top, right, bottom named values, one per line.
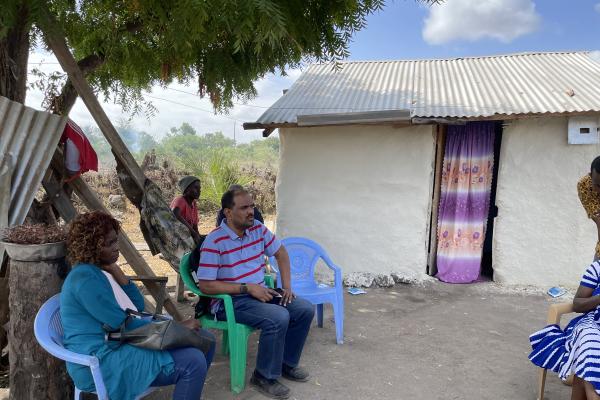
left=529, top=262, right=600, bottom=400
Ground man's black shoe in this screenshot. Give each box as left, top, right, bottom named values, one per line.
left=250, top=371, right=291, bottom=399
left=282, top=364, right=309, bottom=382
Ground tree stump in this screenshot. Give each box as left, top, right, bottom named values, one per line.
left=4, top=242, right=72, bottom=400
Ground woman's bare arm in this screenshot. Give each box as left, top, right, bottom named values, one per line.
left=573, top=285, right=600, bottom=313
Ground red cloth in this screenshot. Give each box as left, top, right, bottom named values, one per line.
left=170, top=196, right=199, bottom=226
left=60, top=119, right=98, bottom=173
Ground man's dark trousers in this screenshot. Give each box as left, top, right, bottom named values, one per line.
left=217, top=295, right=314, bottom=379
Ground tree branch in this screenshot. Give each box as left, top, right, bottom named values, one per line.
left=49, top=16, right=141, bottom=116
left=49, top=53, right=105, bottom=115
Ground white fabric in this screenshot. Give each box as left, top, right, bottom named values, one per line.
left=64, top=138, right=80, bottom=172
left=102, top=271, right=138, bottom=311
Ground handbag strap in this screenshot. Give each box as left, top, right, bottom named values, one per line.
left=103, top=309, right=138, bottom=343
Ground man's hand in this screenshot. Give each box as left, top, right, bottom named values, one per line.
left=180, top=318, right=200, bottom=330
left=279, top=288, right=296, bottom=307
left=247, top=284, right=278, bottom=302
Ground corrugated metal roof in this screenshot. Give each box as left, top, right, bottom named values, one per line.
left=0, top=96, right=67, bottom=226
left=252, top=51, right=600, bottom=126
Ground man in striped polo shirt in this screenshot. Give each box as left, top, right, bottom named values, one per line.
left=198, top=188, right=314, bottom=399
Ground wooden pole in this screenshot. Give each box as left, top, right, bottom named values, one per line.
left=176, top=275, right=185, bottom=302
left=427, top=125, right=446, bottom=276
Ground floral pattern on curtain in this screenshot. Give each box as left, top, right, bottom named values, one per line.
left=436, top=122, right=495, bottom=283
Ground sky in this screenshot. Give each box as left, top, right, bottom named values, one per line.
left=25, top=0, right=600, bottom=143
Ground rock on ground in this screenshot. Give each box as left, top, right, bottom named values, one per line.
left=374, top=274, right=395, bottom=287
left=343, top=272, right=375, bottom=288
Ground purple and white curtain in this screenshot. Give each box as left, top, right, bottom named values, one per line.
left=436, top=122, right=495, bottom=283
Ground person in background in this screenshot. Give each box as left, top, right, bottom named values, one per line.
left=171, top=176, right=202, bottom=244
left=61, top=211, right=215, bottom=400
left=216, top=184, right=264, bottom=227
left=60, top=119, right=98, bottom=181
left=577, top=156, right=600, bottom=261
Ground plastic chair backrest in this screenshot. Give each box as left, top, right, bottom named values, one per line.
left=179, top=252, right=200, bottom=294
left=276, top=237, right=331, bottom=286
left=49, top=306, right=64, bottom=346
left=34, top=294, right=109, bottom=399
left=35, top=294, right=71, bottom=360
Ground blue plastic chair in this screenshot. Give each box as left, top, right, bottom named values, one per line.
left=34, top=294, right=157, bottom=400
left=270, top=237, right=344, bottom=344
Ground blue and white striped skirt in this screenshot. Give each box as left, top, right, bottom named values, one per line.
left=529, top=312, right=600, bottom=393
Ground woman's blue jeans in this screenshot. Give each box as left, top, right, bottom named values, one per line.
left=150, top=330, right=216, bottom=400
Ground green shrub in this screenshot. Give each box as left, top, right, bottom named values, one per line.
left=200, top=150, right=250, bottom=211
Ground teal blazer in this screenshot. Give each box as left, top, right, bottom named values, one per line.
left=60, top=264, right=173, bottom=400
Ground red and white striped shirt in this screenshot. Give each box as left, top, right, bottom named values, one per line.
left=198, top=219, right=281, bottom=285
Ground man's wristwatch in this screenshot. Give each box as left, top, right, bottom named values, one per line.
left=240, top=283, right=248, bottom=294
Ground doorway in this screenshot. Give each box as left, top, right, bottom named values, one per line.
left=427, top=121, right=503, bottom=282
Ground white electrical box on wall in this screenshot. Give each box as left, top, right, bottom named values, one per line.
left=568, top=116, right=600, bottom=144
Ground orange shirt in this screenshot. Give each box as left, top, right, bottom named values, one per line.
left=170, top=196, right=199, bottom=227
left=577, top=174, right=600, bottom=257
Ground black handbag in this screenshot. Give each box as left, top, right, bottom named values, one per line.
left=104, top=309, right=214, bottom=355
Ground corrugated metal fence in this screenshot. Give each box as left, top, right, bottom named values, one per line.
left=0, top=96, right=67, bottom=227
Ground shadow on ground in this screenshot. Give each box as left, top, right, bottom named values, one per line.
left=146, top=282, right=574, bottom=399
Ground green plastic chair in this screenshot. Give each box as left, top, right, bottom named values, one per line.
left=179, top=252, right=274, bottom=394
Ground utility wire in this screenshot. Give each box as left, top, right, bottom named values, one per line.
left=142, top=94, right=242, bottom=123
left=165, top=87, right=272, bottom=109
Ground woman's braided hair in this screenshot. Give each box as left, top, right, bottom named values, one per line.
left=67, top=211, right=120, bottom=266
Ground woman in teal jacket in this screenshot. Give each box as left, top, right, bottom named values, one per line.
left=60, top=211, right=214, bottom=400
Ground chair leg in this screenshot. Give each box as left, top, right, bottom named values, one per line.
left=221, top=330, right=230, bottom=355
left=229, top=328, right=250, bottom=394
left=316, top=304, right=324, bottom=328
left=332, top=300, right=344, bottom=345
left=537, top=368, right=547, bottom=400
left=564, top=374, right=574, bottom=386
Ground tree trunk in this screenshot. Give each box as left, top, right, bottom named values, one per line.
left=5, top=243, right=72, bottom=400
left=0, top=3, right=30, bottom=103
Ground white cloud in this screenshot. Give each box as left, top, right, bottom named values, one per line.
left=25, top=50, right=300, bottom=143
left=595, top=2, right=600, bottom=13
left=422, top=0, right=541, bottom=45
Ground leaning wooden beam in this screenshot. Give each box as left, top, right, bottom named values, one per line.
left=39, top=8, right=145, bottom=190
left=42, top=167, right=183, bottom=320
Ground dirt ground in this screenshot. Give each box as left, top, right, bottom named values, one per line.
left=135, top=282, right=572, bottom=400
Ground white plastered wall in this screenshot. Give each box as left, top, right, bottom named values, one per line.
left=276, top=124, right=436, bottom=278
left=493, top=116, right=600, bottom=286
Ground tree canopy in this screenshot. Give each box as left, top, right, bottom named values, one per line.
left=1, top=0, right=388, bottom=113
